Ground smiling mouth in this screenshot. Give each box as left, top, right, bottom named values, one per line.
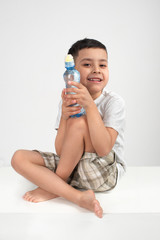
left=87, top=78, right=102, bottom=82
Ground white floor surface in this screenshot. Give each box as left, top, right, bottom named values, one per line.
left=0, top=166, right=160, bottom=240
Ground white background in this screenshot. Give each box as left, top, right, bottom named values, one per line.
left=0, top=0, right=160, bottom=167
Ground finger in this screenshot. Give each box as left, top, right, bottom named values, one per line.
left=63, top=107, right=81, bottom=118
left=68, top=109, right=82, bottom=116
left=61, top=89, right=66, bottom=98
left=65, top=93, right=83, bottom=101
left=65, top=88, right=79, bottom=94
left=65, top=94, right=79, bottom=100
left=68, top=81, right=84, bottom=89
left=63, top=99, right=77, bottom=106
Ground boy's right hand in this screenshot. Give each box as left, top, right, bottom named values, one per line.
left=61, top=89, right=82, bottom=120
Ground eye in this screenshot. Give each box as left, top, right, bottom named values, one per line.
left=100, top=64, right=107, bottom=68
left=83, top=63, right=91, bottom=67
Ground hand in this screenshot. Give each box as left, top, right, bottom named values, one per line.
left=64, top=81, right=93, bottom=109
left=61, top=89, right=82, bottom=120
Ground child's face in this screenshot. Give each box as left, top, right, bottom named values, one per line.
left=75, top=48, right=109, bottom=99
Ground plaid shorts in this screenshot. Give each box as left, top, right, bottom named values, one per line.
left=33, top=150, right=118, bottom=192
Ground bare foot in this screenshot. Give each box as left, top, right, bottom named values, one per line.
left=78, top=190, right=103, bottom=218
left=23, top=187, right=58, bottom=203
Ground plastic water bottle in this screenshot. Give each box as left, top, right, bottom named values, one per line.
left=63, top=54, right=85, bottom=118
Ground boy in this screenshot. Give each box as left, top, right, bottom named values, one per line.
left=11, top=38, right=126, bottom=218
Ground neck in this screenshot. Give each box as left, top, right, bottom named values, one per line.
left=91, top=91, right=102, bottom=100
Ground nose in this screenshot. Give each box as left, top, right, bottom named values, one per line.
left=92, top=65, right=101, bottom=74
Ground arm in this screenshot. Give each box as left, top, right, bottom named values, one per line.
left=85, top=102, right=118, bottom=156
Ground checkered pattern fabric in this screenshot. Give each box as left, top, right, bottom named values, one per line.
left=33, top=150, right=118, bottom=192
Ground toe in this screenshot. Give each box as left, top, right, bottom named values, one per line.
left=32, top=198, right=38, bottom=203
left=23, top=192, right=33, bottom=202
left=23, top=193, right=28, bottom=200
left=28, top=195, right=34, bottom=202
left=94, top=202, right=103, bottom=218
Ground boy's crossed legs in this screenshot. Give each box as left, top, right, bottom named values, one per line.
left=11, top=116, right=103, bottom=218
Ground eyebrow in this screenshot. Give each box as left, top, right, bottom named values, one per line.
left=80, top=58, right=108, bottom=63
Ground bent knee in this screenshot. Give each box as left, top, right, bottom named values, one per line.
left=11, top=149, right=26, bottom=170
left=66, top=116, right=88, bottom=131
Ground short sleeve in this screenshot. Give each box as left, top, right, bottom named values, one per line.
left=54, top=100, right=62, bottom=130
left=103, top=97, right=125, bottom=134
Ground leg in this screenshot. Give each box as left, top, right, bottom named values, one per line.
left=56, top=116, right=96, bottom=180
left=12, top=150, right=58, bottom=202
left=24, top=116, right=95, bottom=202
left=11, top=149, right=103, bottom=218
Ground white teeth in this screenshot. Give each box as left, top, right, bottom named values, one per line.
left=88, top=78, right=101, bottom=82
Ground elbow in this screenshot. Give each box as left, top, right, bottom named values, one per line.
left=55, top=147, right=60, bottom=157
left=96, top=145, right=112, bottom=157
left=97, top=151, right=110, bottom=157
left=55, top=140, right=61, bottom=157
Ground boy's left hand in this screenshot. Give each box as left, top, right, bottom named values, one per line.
left=65, top=81, right=93, bottom=109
